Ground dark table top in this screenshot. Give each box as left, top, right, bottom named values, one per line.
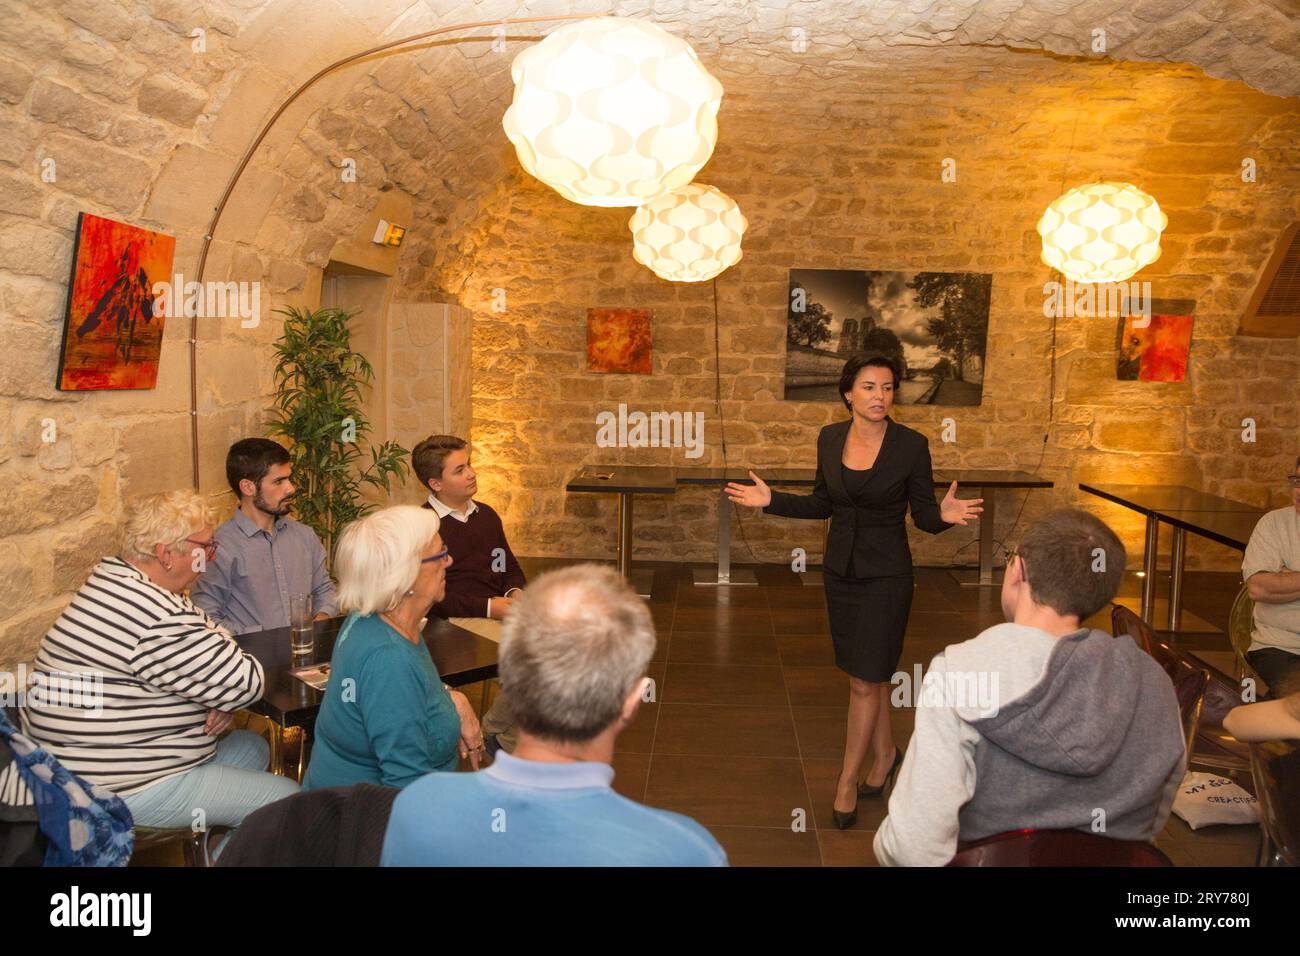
left=933, top=470, right=1053, bottom=489
left=1079, top=483, right=1262, bottom=515
left=674, top=467, right=820, bottom=485
left=1155, top=509, right=1264, bottom=551
left=566, top=466, right=678, bottom=494
left=235, top=616, right=498, bottom=728
left=576, top=465, right=1052, bottom=489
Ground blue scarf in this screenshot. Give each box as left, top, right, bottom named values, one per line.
left=0, top=710, right=133, bottom=866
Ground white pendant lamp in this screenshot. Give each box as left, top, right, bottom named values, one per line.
left=501, top=17, right=723, bottom=207
left=1037, top=181, right=1168, bottom=283
left=629, top=183, right=747, bottom=282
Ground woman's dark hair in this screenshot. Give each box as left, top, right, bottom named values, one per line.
left=838, top=354, right=900, bottom=410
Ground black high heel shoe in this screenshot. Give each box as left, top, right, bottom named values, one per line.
left=858, top=746, right=903, bottom=798
left=831, top=773, right=858, bottom=830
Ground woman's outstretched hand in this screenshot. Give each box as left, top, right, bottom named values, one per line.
left=939, top=480, right=984, bottom=526
left=726, top=471, right=772, bottom=509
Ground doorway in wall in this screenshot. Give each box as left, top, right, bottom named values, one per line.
left=320, top=261, right=393, bottom=506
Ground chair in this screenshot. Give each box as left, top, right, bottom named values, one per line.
left=1187, top=656, right=1252, bottom=774
left=1249, top=739, right=1300, bottom=867
left=131, top=826, right=229, bottom=867
left=1163, top=655, right=1209, bottom=758
left=1227, top=585, right=1270, bottom=699
left=948, top=829, right=1173, bottom=867
left=1112, top=605, right=1206, bottom=757
left=216, top=783, right=398, bottom=866
left=234, top=710, right=307, bottom=783
left=1113, top=603, right=1160, bottom=657
left=1111, top=604, right=1249, bottom=773
left=1228, top=585, right=1255, bottom=679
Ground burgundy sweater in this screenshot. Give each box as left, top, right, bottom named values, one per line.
left=424, top=500, right=526, bottom=619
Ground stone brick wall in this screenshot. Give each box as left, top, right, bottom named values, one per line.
left=1, top=0, right=1298, bottom=671
left=0, top=0, right=466, bottom=669
left=389, top=301, right=474, bottom=454
left=413, top=49, right=1300, bottom=577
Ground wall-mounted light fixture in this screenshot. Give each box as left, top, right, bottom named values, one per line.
left=372, top=219, right=407, bottom=247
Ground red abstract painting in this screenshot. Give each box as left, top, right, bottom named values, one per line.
left=1116, top=313, right=1193, bottom=382
left=587, top=308, right=652, bottom=374
left=56, top=213, right=176, bottom=390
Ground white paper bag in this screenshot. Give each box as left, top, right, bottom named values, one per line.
left=1171, top=771, right=1259, bottom=829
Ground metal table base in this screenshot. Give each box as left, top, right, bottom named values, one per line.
left=948, top=486, right=998, bottom=587
left=615, top=492, right=654, bottom=598
left=693, top=487, right=757, bottom=586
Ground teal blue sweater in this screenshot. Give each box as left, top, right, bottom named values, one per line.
left=303, top=612, right=460, bottom=790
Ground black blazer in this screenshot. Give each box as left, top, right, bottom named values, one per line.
left=764, top=418, right=952, bottom=578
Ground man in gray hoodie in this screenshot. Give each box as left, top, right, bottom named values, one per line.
left=874, top=508, right=1186, bottom=866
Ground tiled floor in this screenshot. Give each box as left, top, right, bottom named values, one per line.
left=502, top=557, right=1261, bottom=867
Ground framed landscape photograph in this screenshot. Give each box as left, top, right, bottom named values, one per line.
left=784, top=268, right=992, bottom=406
left=56, top=212, right=176, bottom=391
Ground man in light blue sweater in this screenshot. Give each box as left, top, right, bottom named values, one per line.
left=874, top=509, right=1186, bottom=866
left=381, top=564, right=727, bottom=867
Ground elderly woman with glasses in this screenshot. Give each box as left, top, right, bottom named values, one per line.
left=302, top=505, right=484, bottom=791
left=10, top=489, right=298, bottom=852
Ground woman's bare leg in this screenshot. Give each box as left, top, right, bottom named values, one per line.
left=863, top=686, right=896, bottom=787
left=835, top=677, right=881, bottom=812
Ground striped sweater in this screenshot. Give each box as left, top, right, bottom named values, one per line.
left=1, top=556, right=264, bottom=801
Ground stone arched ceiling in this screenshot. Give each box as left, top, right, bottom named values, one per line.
left=5, top=0, right=1298, bottom=316
left=153, top=0, right=1300, bottom=290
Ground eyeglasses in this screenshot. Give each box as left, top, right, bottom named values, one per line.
left=186, top=537, right=218, bottom=561
left=422, top=548, right=450, bottom=564
left=1287, top=475, right=1300, bottom=488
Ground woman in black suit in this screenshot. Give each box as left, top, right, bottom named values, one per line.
left=727, top=355, right=982, bottom=829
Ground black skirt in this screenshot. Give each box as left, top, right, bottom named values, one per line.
left=822, top=568, right=914, bottom=682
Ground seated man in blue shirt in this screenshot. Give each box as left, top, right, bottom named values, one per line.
left=192, top=438, right=338, bottom=634
left=381, top=564, right=728, bottom=867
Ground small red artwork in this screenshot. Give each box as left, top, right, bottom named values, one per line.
left=56, top=212, right=176, bottom=390
left=1116, top=313, right=1193, bottom=382
left=587, top=308, right=652, bottom=374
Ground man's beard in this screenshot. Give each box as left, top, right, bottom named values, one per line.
left=254, top=489, right=293, bottom=518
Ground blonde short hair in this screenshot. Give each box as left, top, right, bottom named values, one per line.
left=334, top=505, right=442, bottom=615
left=122, top=490, right=219, bottom=561
left=499, top=564, right=656, bottom=743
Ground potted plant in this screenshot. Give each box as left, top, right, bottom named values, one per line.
left=267, top=305, right=409, bottom=565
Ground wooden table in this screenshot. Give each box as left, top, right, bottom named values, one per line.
left=565, top=466, right=677, bottom=596
left=1079, top=483, right=1263, bottom=632
left=236, top=615, right=499, bottom=777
